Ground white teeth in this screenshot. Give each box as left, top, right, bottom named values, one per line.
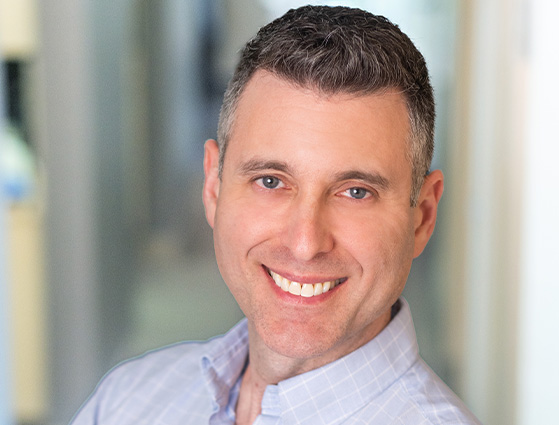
left=269, top=271, right=343, bottom=297
left=301, top=284, right=314, bottom=297
left=313, top=283, right=323, bottom=296
left=288, top=282, right=301, bottom=295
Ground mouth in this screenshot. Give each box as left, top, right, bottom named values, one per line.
left=267, top=268, right=347, bottom=298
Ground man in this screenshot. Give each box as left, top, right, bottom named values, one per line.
left=72, top=5, right=480, bottom=424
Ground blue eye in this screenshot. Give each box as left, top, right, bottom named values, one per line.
left=346, top=187, right=369, bottom=199
left=258, top=176, right=282, bottom=189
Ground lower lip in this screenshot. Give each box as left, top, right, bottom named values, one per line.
left=262, top=266, right=340, bottom=305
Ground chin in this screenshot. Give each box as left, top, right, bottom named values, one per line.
left=257, top=318, right=343, bottom=361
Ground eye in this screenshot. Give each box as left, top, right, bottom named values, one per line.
left=255, top=176, right=284, bottom=189
left=343, top=187, right=371, bottom=200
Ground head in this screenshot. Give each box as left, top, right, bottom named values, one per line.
left=218, top=5, right=435, bottom=206
left=203, top=5, right=443, bottom=372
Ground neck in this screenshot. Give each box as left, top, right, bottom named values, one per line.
left=234, top=325, right=338, bottom=424
left=235, top=328, right=316, bottom=424
left=235, top=309, right=392, bottom=422
left=235, top=364, right=267, bottom=425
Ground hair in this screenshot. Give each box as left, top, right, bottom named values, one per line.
left=217, top=5, right=435, bottom=206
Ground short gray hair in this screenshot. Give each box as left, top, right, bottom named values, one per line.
left=217, top=5, right=435, bottom=206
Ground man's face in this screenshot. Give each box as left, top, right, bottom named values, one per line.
left=203, top=71, right=442, bottom=367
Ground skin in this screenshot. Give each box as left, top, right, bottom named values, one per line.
left=203, top=71, right=443, bottom=424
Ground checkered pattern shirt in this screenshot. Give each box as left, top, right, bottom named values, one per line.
left=70, top=299, right=481, bottom=424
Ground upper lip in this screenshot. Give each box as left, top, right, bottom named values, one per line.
left=264, top=266, right=346, bottom=284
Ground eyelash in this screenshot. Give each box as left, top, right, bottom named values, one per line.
left=254, top=175, right=286, bottom=190
left=340, top=187, right=375, bottom=200
left=342, top=186, right=373, bottom=201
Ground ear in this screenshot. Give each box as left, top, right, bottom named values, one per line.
left=412, top=169, right=444, bottom=258
left=202, top=139, right=220, bottom=229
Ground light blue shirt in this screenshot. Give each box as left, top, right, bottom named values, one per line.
left=71, top=299, right=481, bottom=424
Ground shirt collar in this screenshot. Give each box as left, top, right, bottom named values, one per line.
left=200, top=318, right=249, bottom=409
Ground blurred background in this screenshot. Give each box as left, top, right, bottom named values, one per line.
left=0, top=0, right=558, bottom=424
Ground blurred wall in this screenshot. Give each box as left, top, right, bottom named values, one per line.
left=1, top=0, right=41, bottom=424
left=446, top=0, right=559, bottom=424
left=0, top=66, right=14, bottom=425
left=35, top=1, right=106, bottom=422
left=516, top=1, right=559, bottom=423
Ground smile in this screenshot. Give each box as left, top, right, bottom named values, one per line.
left=268, top=269, right=346, bottom=297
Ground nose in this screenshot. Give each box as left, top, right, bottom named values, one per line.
left=282, top=196, right=334, bottom=262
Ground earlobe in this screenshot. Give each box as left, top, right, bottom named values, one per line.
left=202, top=139, right=220, bottom=228
left=412, top=169, right=444, bottom=258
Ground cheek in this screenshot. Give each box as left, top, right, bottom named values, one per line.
left=344, top=216, right=414, bottom=320
left=338, top=210, right=415, bottom=277
left=212, top=196, right=279, bottom=276
left=217, top=191, right=288, bottom=242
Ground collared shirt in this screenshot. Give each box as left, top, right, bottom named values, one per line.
left=71, top=299, right=481, bottom=424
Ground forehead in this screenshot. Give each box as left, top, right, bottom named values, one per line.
left=226, top=71, right=411, bottom=179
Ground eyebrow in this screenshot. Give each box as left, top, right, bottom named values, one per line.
left=333, top=170, right=390, bottom=190
left=238, top=159, right=292, bottom=175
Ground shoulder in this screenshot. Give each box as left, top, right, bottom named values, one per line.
left=395, top=359, right=481, bottom=424
left=101, top=340, right=209, bottom=396
left=381, top=300, right=481, bottom=423
left=347, top=359, right=481, bottom=424
left=70, top=319, right=249, bottom=424
left=70, top=339, right=213, bottom=424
